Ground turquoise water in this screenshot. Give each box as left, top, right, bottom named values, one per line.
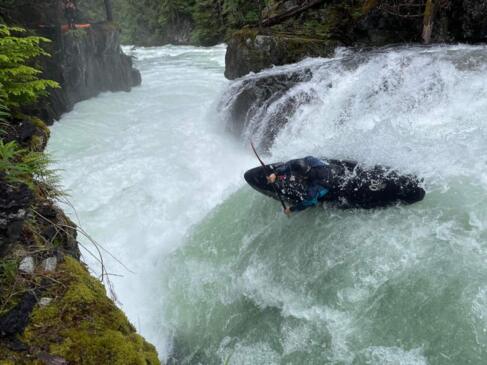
left=49, top=45, right=487, bottom=364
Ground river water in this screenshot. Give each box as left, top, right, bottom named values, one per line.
left=48, top=45, right=487, bottom=364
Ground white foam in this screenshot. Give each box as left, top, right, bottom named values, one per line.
left=49, top=44, right=487, bottom=364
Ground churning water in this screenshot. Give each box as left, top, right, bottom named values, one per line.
left=48, top=44, right=487, bottom=364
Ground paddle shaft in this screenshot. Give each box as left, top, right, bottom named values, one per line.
left=250, top=141, right=288, bottom=210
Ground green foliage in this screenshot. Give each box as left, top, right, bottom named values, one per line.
left=0, top=258, right=20, bottom=317
left=222, top=0, right=261, bottom=27
left=0, top=24, right=59, bottom=109
left=0, top=97, right=10, bottom=135
left=77, top=0, right=107, bottom=21
left=0, top=140, right=58, bottom=190
left=115, top=0, right=268, bottom=46
left=191, top=0, right=224, bottom=46
left=0, top=259, right=17, bottom=287
left=160, top=0, right=194, bottom=24
left=115, top=0, right=166, bottom=45
left=0, top=100, right=9, bottom=123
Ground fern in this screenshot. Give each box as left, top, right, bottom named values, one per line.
left=0, top=140, right=59, bottom=194
left=0, top=96, right=9, bottom=135
left=0, top=24, right=59, bottom=109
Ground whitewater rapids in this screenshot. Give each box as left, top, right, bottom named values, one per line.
left=48, top=45, right=487, bottom=364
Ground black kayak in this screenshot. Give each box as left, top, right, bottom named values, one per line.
left=244, top=158, right=425, bottom=209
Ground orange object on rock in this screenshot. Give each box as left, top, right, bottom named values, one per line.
left=61, top=23, right=91, bottom=32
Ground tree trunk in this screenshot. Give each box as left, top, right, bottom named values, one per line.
left=104, top=0, right=113, bottom=22
left=422, top=0, right=435, bottom=44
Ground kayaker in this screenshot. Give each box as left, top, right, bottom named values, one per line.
left=64, top=0, right=77, bottom=29
left=266, top=156, right=331, bottom=215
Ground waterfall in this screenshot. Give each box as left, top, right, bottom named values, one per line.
left=49, top=44, right=487, bottom=364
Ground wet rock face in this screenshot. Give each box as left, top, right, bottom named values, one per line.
left=35, top=202, right=81, bottom=260
left=3, top=1, right=142, bottom=124
left=0, top=291, right=37, bottom=338
left=0, top=177, right=33, bottom=252
left=222, top=68, right=313, bottom=149
left=0, top=178, right=80, bottom=259
left=40, top=24, right=142, bottom=123
left=61, top=24, right=141, bottom=97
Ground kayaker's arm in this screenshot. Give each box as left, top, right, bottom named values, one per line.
left=288, top=186, right=329, bottom=214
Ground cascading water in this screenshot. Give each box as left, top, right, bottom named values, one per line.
left=48, top=44, right=487, bottom=364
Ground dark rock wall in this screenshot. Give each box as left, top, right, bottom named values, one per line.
left=38, top=23, right=142, bottom=124
left=220, top=68, right=313, bottom=149
left=0, top=178, right=33, bottom=252
left=1, top=0, right=141, bottom=124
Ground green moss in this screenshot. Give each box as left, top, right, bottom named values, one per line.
left=28, top=117, right=48, bottom=133
left=29, top=135, right=43, bottom=152
left=0, top=351, right=18, bottom=365
left=23, top=257, right=160, bottom=365
left=50, top=330, right=159, bottom=365
left=231, top=28, right=259, bottom=43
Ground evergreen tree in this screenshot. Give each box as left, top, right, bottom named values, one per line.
left=112, top=0, right=269, bottom=46
left=223, top=0, right=261, bottom=27
left=0, top=25, right=59, bottom=109
left=191, top=0, right=225, bottom=45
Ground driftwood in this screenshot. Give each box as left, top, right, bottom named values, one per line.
left=422, top=0, right=436, bottom=43
left=261, top=0, right=327, bottom=27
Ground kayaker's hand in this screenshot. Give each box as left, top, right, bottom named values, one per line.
left=284, top=207, right=292, bottom=216
left=267, top=173, right=277, bottom=184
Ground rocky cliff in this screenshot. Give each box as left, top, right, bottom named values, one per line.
left=0, top=168, right=160, bottom=364
left=39, top=23, right=142, bottom=123
left=0, top=2, right=159, bottom=364
left=1, top=0, right=141, bottom=123
left=225, top=0, right=487, bottom=79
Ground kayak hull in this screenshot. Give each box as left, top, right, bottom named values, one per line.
left=244, top=159, right=425, bottom=209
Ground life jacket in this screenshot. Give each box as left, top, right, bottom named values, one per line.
left=304, top=156, right=327, bottom=169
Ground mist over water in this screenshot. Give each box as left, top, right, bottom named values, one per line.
left=48, top=45, right=487, bottom=364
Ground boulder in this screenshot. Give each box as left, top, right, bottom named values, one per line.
left=19, top=256, right=35, bottom=275
left=39, top=297, right=53, bottom=307
left=225, top=30, right=336, bottom=80
left=221, top=67, right=313, bottom=149
left=42, top=257, right=57, bottom=272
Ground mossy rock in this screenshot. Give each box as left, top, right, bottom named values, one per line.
left=225, top=29, right=337, bottom=79
left=19, top=257, right=160, bottom=365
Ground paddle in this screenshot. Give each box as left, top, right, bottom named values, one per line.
left=250, top=141, right=288, bottom=212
